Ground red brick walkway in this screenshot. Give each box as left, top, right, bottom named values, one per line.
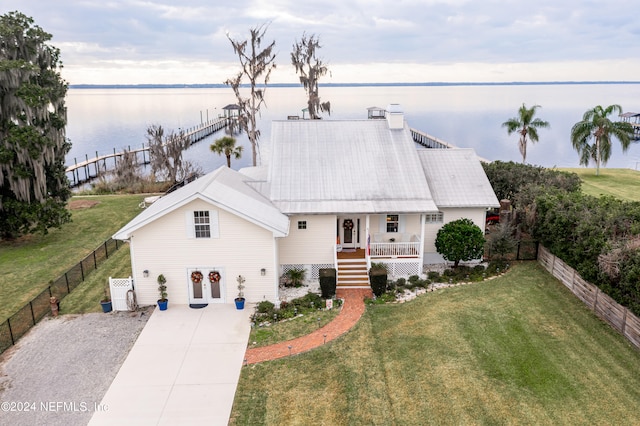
left=244, top=288, right=372, bottom=364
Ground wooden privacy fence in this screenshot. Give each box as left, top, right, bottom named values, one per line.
left=538, top=245, right=640, bottom=350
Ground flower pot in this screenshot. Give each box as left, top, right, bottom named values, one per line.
left=100, top=300, right=112, bottom=313
left=234, top=298, right=245, bottom=310
left=158, top=299, right=168, bottom=311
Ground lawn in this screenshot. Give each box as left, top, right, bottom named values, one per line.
left=560, top=168, right=640, bottom=201
left=0, top=194, right=145, bottom=322
left=230, top=262, right=640, bottom=425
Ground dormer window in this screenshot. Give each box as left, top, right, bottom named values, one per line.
left=194, top=211, right=211, bottom=238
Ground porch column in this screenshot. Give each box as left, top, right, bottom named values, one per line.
left=366, top=214, right=371, bottom=270
left=419, top=214, right=426, bottom=276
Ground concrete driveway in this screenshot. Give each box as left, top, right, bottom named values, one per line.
left=89, top=303, right=252, bottom=425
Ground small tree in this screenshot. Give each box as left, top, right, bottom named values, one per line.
left=435, top=218, right=485, bottom=267
left=487, top=222, right=518, bottom=260
left=502, top=103, right=550, bottom=164
left=225, top=23, right=276, bottom=166
left=112, top=149, right=142, bottom=190
left=291, top=33, right=331, bottom=119
left=570, top=104, right=635, bottom=176
left=146, top=124, right=196, bottom=184
left=157, top=274, right=167, bottom=302
left=210, top=136, right=243, bottom=168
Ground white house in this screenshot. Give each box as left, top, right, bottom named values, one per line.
left=113, top=105, right=499, bottom=307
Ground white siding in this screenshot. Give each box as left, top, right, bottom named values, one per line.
left=423, top=207, right=487, bottom=255
left=279, top=215, right=336, bottom=265
left=370, top=214, right=421, bottom=243
left=129, top=199, right=279, bottom=305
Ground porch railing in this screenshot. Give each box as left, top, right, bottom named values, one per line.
left=370, top=241, right=420, bottom=257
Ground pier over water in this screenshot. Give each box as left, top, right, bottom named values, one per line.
left=65, top=117, right=228, bottom=187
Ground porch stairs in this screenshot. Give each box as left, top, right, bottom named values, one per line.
left=337, top=258, right=370, bottom=288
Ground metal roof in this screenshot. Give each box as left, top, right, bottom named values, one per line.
left=112, top=166, right=289, bottom=240
left=417, top=148, right=500, bottom=208
left=267, top=119, right=438, bottom=214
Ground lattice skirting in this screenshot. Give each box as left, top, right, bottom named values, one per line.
left=280, top=264, right=334, bottom=280
left=377, top=261, right=421, bottom=278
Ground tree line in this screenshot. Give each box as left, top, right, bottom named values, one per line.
left=483, top=161, right=640, bottom=316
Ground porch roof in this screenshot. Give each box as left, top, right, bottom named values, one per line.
left=417, top=148, right=500, bottom=208
left=267, top=119, right=438, bottom=214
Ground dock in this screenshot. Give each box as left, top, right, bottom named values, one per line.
left=410, top=128, right=490, bottom=163
left=66, top=117, right=228, bottom=187
left=620, top=112, right=640, bottom=140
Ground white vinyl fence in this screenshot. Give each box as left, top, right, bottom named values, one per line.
left=109, top=277, right=134, bottom=311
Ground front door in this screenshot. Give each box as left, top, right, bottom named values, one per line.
left=188, top=268, right=225, bottom=306
left=341, top=218, right=356, bottom=249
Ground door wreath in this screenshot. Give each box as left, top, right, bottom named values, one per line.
left=191, top=271, right=203, bottom=284
left=208, top=271, right=221, bottom=283
left=343, top=219, right=354, bottom=231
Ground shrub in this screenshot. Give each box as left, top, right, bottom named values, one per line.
left=435, top=218, right=485, bottom=267
left=427, top=271, right=440, bottom=281
left=408, top=275, right=420, bottom=285
left=257, top=300, right=275, bottom=314
left=386, top=280, right=396, bottom=292
left=284, top=267, right=306, bottom=287
left=396, top=277, right=406, bottom=287
left=291, top=292, right=323, bottom=310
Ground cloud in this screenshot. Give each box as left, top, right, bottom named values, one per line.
left=5, top=0, right=640, bottom=84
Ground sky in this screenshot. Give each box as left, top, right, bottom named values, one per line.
left=3, top=0, right=640, bottom=85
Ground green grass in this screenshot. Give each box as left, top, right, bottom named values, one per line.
left=249, top=307, right=341, bottom=347
left=0, top=194, right=144, bottom=322
left=61, top=245, right=132, bottom=314
left=560, top=168, right=640, bottom=201
left=230, top=263, right=640, bottom=425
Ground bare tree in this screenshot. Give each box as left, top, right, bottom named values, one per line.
left=225, top=23, right=276, bottom=166
left=291, top=33, right=331, bottom=120
left=113, top=149, right=142, bottom=189
left=146, top=124, right=197, bottom=184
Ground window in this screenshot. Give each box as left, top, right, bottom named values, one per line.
left=194, top=211, right=211, bottom=238
left=386, top=215, right=399, bottom=232
left=425, top=212, right=444, bottom=223
left=297, top=220, right=307, bottom=230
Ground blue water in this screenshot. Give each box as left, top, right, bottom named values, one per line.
left=65, top=84, right=640, bottom=173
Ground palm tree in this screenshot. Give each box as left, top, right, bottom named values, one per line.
left=570, top=104, right=635, bottom=176
left=210, top=136, right=243, bottom=168
left=502, top=103, right=550, bottom=164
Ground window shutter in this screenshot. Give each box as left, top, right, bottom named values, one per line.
left=186, top=211, right=195, bottom=238
left=399, top=215, right=406, bottom=233
left=210, top=210, right=219, bottom=238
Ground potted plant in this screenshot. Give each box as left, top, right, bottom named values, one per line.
left=157, top=274, right=168, bottom=311
left=235, top=275, right=246, bottom=310
left=100, top=284, right=112, bottom=313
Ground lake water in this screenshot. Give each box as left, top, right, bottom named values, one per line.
left=65, top=84, right=640, bottom=174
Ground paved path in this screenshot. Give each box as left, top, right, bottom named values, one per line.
left=89, top=304, right=252, bottom=425
left=245, top=288, right=371, bottom=364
